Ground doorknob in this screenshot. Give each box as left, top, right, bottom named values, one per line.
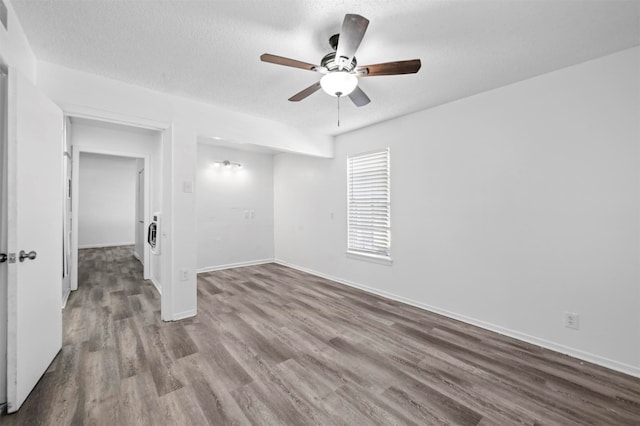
left=0, top=253, right=6, bottom=263
left=19, top=250, right=37, bottom=262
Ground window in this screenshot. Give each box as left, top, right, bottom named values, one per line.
left=347, top=148, right=391, bottom=262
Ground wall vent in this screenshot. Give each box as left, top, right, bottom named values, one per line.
left=0, top=0, right=7, bottom=31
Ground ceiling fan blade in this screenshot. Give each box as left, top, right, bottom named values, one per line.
left=335, top=14, right=369, bottom=69
left=357, top=59, right=422, bottom=77
left=288, top=81, right=322, bottom=102
left=261, top=53, right=319, bottom=72
left=348, top=86, right=371, bottom=107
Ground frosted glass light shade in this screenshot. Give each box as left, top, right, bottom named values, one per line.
left=320, top=72, right=358, bottom=97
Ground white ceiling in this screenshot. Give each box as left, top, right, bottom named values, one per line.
left=11, top=0, right=640, bottom=137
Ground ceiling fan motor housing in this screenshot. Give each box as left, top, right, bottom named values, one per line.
left=329, top=34, right=341, bottom=50
left=321, top=34, right=358, bottom=72
left=321, top=53, right=357, bottom=73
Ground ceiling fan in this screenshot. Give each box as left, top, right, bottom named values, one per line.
left=260, top=14, right=421, bottom=107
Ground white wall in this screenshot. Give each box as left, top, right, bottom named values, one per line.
left=196, top=144, right=274, bottom=271
left=78, top=153, right=136, bottom=248
left=37, top=61, right=333, bottom=158
left=274, top=47, right=640, bottom=377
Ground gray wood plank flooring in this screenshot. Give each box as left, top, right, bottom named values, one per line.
left=2, top=245, right=640, bottom=425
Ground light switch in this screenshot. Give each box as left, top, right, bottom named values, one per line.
left=183, top=181, right=193, bottom=193
left=180, top=269, right=189, bottom=281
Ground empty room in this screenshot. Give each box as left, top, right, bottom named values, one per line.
left=1, top=0, right=639, bottom=424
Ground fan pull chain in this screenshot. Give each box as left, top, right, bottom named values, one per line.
left=337, top=95, right=341, bottom=127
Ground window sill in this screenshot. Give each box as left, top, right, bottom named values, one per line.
left=346, top=251, right=393, bottom=266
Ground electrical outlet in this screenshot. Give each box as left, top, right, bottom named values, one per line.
left=180, top=269, right=189, bottom=281
left=565, top=312, right=579, bottom=330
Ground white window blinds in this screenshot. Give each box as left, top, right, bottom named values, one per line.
left=347, top=148, right=391, bottom=259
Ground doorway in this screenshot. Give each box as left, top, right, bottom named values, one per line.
left=74, top=150, right=150, bottom=285
left=69, top=117, right=163, bottom=296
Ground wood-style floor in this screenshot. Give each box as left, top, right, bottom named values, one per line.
left=2, top=246, right=640, bottom=425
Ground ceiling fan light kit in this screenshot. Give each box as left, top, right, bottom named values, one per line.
left=320, top=72, right=358, bottom=97
left=260, top=13, right=422, bottom=122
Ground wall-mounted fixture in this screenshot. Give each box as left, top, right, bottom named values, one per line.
left=212, top=160, right=242, bottom=169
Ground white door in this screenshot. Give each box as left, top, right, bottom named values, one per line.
left=6, top=68, right=64, bottom=413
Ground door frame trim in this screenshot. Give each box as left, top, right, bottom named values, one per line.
left=71, top=145, right=151, bottom=288
left=0, top=62, right=8, bottom=407
left=59, top=105, right=173, bottom=322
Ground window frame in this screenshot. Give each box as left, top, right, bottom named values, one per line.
left=346, top=148, right=392, bottom=264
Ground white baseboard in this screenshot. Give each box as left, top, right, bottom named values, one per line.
left=133, top=251, right=141, bottom=260
left=78, top=242, right=135, bottom=249
left=149, top=276, right=162, bottom=295
left=197, top=258, right=275, bottom=274
left=62, top=289, right=71, bottom=309
left=274, top=259, right=640, bottom=379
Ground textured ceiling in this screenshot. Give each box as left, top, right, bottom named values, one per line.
left=11, top=0, right=640, bottom=137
